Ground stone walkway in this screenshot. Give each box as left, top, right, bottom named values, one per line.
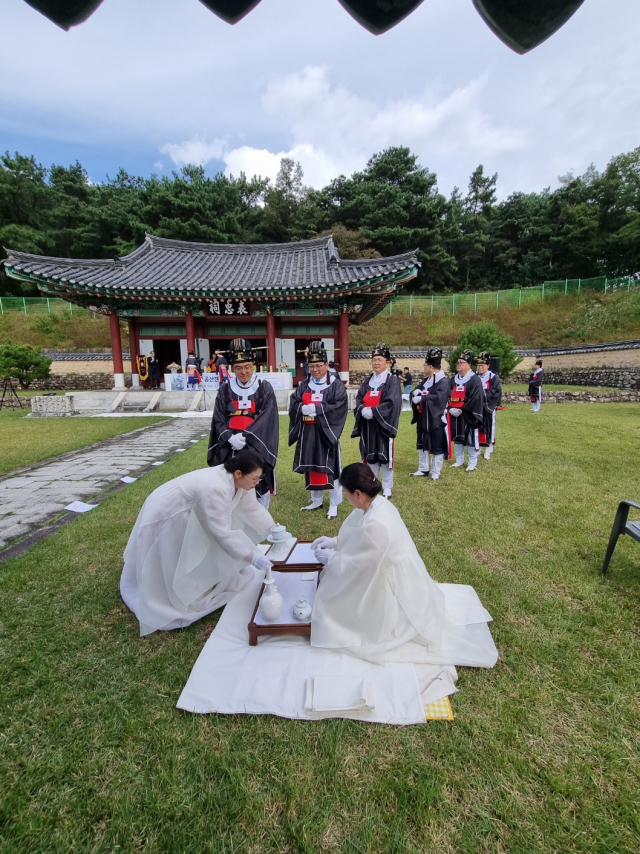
left=0, top=418, right=209, bottom=553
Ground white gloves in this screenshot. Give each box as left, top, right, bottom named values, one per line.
left=314, top=548, right=335, bottom=566
left=449, top=408, right=462, bottom=418
left=412, top=391, right=424, bottom=404
left=228, top=433, right=247, bottom=450
left=301, top=403, right=316, bottom=416
left=251, top=551, right=272, bottom=572
left=441, top=413, right=448, bottom=424
left=361, top=407, right=373, bottom=420
left=311, top=535, right=337, bottom=550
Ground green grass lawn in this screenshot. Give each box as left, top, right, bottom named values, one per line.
left=0, top=409, right=168, bottom=476
left=2, top=407, right=640, bottom=853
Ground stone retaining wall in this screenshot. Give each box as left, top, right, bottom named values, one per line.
left=507, top=367, right=640, bottom=390
left=502, top=390, right=639, bottom=404
left=7, top=373, right=131, bottom=391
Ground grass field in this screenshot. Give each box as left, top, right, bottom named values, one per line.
left=2, top=407, right=640, bottom=853
left=0, top=408, right=168, bottom=476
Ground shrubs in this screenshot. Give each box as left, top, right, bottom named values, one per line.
left=0, top=340, right=52, bottom=388
left=448, top=321, right=522, bottom=378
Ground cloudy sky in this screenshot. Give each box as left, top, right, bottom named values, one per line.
left=2, top=0, right=639, bottom=199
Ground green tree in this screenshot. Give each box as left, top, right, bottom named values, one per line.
left=458, top=165, right=497, bottom=289
left=316, top=225, right=381, bottom=259
left=447, top=321, right=521, bottom=378
left=331, top=147, right=457, bottom=291
left=0, top=341, right=52, bottom=388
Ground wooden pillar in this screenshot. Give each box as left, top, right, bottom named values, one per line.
left=109, top=312, right=125, bottom=389
left=128, top=320, right=140, bottom=387
left=185, top=311, right=196, bottom=355
left=338, top=309, right=349, bottom=381
left=267, top=310, right=276, bottom=372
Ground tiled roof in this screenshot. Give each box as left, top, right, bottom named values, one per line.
left=4, top=234, right=419, bottom=295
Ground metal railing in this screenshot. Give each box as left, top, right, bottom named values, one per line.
left=383, top=275, right=638, bottom=317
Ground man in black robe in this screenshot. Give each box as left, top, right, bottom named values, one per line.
left=351, top=342, right=402, bottom=499
left=208, top=338, right=278, bottom=509
left=528, top=359, right=544, bottom=412
left=447, top=349, right=484, bottom=472
left=410, top=347, right=450, bottom=480
left=476, top=351, right=502, bottom=460
left=288, top=340, right=348, bottom=519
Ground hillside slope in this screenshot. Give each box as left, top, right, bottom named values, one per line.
left=1, top=291, right=639, bottom=352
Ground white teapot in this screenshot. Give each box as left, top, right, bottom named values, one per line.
left=293, top=597, right=312, bottom=622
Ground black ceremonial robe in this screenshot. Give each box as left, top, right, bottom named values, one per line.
left=411, top=372, right=450, bottom=456
left=447, top=373, right=484, bottom=447
left=351, top=372, right=402, bottom=465
left=207, top=374, right=278, bottom=498
left=528, top=369, right=544, bottom=401
left=288, top=375, right=348, bottom=490
left=479, top=371, right=502, bottom=446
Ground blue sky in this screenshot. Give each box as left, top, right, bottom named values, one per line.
left=2, top=0, right=640, bottom=198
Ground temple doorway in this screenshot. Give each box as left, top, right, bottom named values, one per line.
left=152, top=339, right=181, bottom=377
left=208, top=337, right=268, bottom=370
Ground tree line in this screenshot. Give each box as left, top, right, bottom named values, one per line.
left=1, top=144, right=640, bottom=296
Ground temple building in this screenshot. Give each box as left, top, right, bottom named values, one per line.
left=3, top=234, right=419, bottom=387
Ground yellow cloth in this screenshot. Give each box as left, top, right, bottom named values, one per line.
left=425, top=696, right=454, bottom=721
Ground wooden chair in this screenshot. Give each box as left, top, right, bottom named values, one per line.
left=602, top=500, right=640, bottom=573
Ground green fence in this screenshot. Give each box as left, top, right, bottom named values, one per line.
left=382, top=275, right=637, bottom=317
left=0, top=296, right=94, bottom=317
left=0, top=274, right=637, bottom=318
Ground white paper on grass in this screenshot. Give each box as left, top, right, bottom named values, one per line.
left=190, top=440, right=199, bottom=443
left=175, top=449, right=186, bottom=452
left=120, top=476, right=138, bottom=484
left=65, top=501, right=98, bottom=513
left=152, top=461, right=165, bottom=466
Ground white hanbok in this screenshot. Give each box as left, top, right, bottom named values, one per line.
left=311, top=495, right=498, bottom=667
left=121, top=465, right=273, bottom=636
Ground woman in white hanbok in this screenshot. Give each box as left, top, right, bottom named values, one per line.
left=121, top=449, right=274, bottom=636
left=310, top=463, right=498, bottom=668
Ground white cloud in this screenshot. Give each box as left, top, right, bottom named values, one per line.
left=160, top=136, right=227, bottom=168
left=159, top=66, right=525, bottom=189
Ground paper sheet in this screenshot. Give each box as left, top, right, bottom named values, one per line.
left=120, top=476, right=138, bottom=484
left=65, top=501, right=98, bottom=513
left=286, top=542, right=320, bottom=565
left=151, top=461, right=165, bottom=466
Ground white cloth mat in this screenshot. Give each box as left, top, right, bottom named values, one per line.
left=177, top=572, right=469, bottom=725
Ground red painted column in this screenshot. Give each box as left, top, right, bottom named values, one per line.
left=128, top=320, right=140, bottom=387
left=339, top=309, right=350, bottom=380
left=267, top=310, right=277, bottom=372
left=185, top=311, right=196, bottom=355
left=109, top=312, right=125, bottom=389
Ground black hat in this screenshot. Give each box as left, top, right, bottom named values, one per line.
left=371, top=342, right=391, bottom=360
left=477, top=351, right=490, bottom=366
left=425, top=346, right=442, bottom=366
left=307, top=340, right=328, bottom=363
left=459, top=348, right=475, bottom=365
left=228, top=338, right=254, bottom=365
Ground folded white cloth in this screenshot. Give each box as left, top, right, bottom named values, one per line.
left=304, top=676, right=375, bottom=714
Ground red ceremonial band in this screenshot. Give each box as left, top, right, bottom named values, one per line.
left=309, top=471, right=329, bottom=486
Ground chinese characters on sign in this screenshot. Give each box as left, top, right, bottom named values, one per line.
left=208, top=299, right=249, bottom=316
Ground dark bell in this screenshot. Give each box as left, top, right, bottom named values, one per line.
left=472, top=0, right=587, bottom=54
left=197, top=0, right=263, bottom=25
left=336, top=0, right=426, bottom=35
left=24, top=0, right=104, bottom=30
